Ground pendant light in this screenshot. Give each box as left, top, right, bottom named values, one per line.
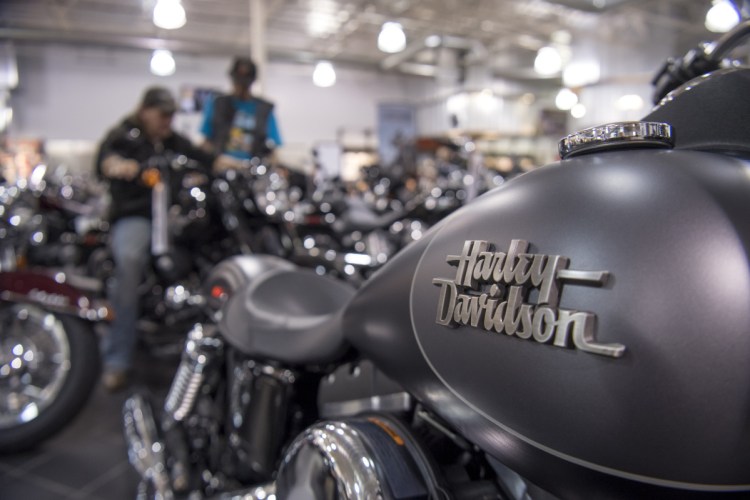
left=313, top=61, right=336, bottom=87
left=150, top=49, right=176, bottom=76
left=705, top=0, right=740, bottom=33
left=378, top=22, right=406, bottom=53
left=153, top=0, right=186, bottom=30
left=534, top=46, right=563, bottom=76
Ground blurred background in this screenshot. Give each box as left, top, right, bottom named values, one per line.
left=1, top=0, right=748, bottom=182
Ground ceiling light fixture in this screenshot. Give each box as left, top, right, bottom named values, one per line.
left=534, top=46, right=563, bottom=76
left=476, top=89, right=499, bottom=111
left=571, top=103, right=586, bottom=119
left=378, top=22, right=406, bottom=53
left=446, top=92, right=468, bottom=114
left=153, top=0, right=186, bottom=30
left=313, top=61, right=336, bottom=87
left=425, top=35, right=441, bottom=48
left=705, top=0, right=740, bottom=33
left=150, top=49, right=176, bottom=76
left=563, top=60, right=600, bottom=87
left=616, top=94, right=644, bottom=111
left=555, top=88, right=578, bottom=110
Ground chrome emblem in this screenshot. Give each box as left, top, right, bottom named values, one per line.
left=433, top=240, right=625, bottom=358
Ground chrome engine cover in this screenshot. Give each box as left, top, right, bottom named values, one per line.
left=275, top=416, right=446, bottom=500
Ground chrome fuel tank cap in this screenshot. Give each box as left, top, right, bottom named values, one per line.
left=559, top=121, right=674, bottom=159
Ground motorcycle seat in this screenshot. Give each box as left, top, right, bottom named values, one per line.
left=333, top=199, right=405, bottom=234
left=219, top=259, right=356, bottom=365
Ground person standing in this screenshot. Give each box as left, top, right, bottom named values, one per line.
left=201, top=57, right=283, bottom=160
left=96, top=87, right=237, bottom=391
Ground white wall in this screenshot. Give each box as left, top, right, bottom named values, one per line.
left=9, top=43, right=424, bottom=169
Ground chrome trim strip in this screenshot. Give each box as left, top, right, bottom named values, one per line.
left=559, top=122, right=673, bottom=159
left=320, top=392, right=413, bottom=419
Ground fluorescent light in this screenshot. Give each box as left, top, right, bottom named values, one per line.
left=476, top=89, right=500, bottom=111
left=705, top=0, right=740, bottom=33
left=313, top=61, right=336, bottom=87
left=534, top=46, right=562, bottom=76
left=378, top=22, right=406, bottom=53
left=150, top=49, right=176, bottom=76
left=555, top=88, right=578, bottom=110
left=446, top=92, right=468, bottom=113
left=153, top=0, right=186, bottom=30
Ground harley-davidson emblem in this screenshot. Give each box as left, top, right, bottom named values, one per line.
left=433, top=240, right=625, bottom=358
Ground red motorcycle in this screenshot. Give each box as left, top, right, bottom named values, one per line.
left=0, top=181, right=108, bottom=453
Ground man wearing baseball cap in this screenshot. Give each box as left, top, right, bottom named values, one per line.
left=95, top=86, right=239, bottom=391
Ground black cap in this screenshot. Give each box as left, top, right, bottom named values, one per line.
left=140, top=87, right=177, bottom=114
left=229, top=57, right=257, bottom=81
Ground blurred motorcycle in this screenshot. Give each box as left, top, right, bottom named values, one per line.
left=0, top=181, right=108, bottom=453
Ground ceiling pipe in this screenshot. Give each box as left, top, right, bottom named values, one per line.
left=0, top=27, right=240, bottom=55
left=249, top=0, right=267, bottom=93
left=397, top=62, right=437, bottom=77
left=0, top=27, right=389, bottom=72
left=380, top=37, right=429, bottom=71
left=380, top=34, right=487, bottom=73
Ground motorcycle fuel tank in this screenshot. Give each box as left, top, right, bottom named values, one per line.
left=344, top=147, right=750, bottom=497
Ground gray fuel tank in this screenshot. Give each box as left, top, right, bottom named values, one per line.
left=344, top=148, right=750, bottom=497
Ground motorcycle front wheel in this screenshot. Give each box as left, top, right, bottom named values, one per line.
left=0, top=303, right=100, bottom=453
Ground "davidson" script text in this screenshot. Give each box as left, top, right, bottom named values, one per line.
left=432, top=240, right=625, bottom=358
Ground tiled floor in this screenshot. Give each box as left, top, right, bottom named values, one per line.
left=0, top=349, right=179, bottom=500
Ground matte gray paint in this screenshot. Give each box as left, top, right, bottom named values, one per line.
left=345, top=148, right=750, bottom=497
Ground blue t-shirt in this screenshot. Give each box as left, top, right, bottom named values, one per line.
left=201, top=96, right=282, bottom=160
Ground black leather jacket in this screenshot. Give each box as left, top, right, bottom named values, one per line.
left=96, top=117, right=214, bottom=222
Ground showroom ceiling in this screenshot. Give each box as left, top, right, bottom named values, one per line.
left=0, top=0, right=725, bottom=78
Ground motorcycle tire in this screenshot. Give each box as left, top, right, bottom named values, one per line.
left=0, top=303, right=101, bottom=453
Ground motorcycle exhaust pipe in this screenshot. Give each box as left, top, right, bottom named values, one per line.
left=122, top=394, right=174, bottom=500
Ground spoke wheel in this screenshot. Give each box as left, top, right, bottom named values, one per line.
left=0, top=303, right=100, bottom=453
left=0, top=305, right=71, bottom=429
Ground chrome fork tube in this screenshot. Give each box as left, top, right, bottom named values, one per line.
left=151, top=180, right=170, bottom=257
left=164, top=323, right=222, bottom=422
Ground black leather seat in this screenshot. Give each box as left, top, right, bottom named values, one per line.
left=332, top=198, right=405, bottom=234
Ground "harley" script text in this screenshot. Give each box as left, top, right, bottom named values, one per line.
left=432, top=240, right=625, bottom=358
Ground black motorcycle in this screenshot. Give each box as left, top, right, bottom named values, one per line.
left=124, top=21, right=750, bottom=499
left=96, top=154, right=259, bottom=352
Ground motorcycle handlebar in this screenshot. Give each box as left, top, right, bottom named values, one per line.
left=707, top=20, right=750, bottom=63
left=652, top=20, right=750, bottom=103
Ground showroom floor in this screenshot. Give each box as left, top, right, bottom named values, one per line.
left=0, top=348, right=178, bottom=500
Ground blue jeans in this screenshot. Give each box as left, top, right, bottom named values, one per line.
left=102, top=216, right=151, bottom=371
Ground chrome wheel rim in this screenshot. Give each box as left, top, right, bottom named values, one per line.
left=0, top=304, right=71, bottom=428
